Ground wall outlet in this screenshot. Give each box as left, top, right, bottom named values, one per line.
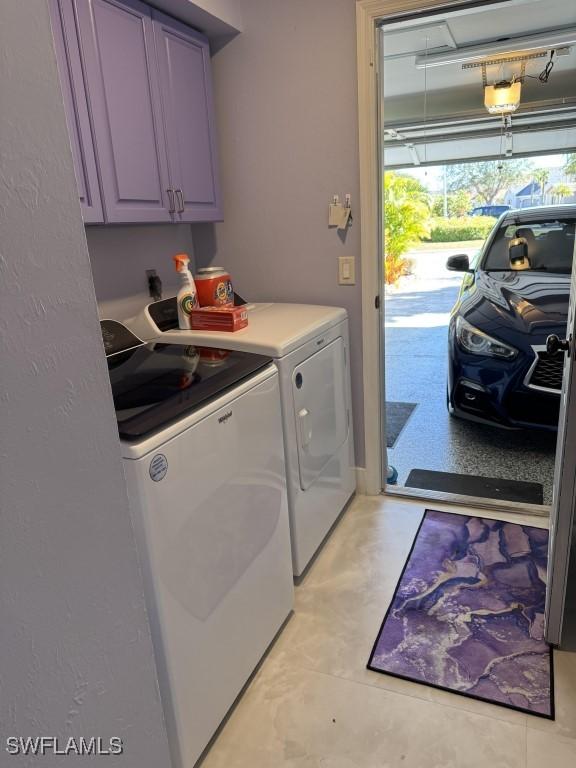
left=338, top=256, right=355, bottom=285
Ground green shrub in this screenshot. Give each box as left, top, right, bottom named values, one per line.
left=384, top=172, right=431, bottom=285
left=424, top=216, right=495, bottom=242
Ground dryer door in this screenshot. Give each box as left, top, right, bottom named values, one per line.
left=292, top=337, right=349, bottom=491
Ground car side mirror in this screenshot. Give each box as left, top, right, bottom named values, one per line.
left=509, top=238, right=530, bottom=270
left=446, top=254, right=470, bottom=272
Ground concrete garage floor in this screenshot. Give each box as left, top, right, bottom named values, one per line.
left=384, top=245, right=558, bottom=505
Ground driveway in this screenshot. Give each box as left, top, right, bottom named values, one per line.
left=384, top=244, right=557, bottom=504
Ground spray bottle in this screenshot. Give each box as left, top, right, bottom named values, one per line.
left=173, top=254, right=199, bottom=330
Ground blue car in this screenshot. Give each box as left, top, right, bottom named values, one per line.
left=469, top=204, right=511, bottom=218
left=447, top=205, right=576, bottom=430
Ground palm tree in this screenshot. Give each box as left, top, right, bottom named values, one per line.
left=565, top=154, right=576, bottom=178
left=383, top=172, right=431, bottom=285
left=550, top=183, right=572, bottom=204
left=532, top=168, right=550, bottom=205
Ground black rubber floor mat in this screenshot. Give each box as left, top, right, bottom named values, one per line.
left=386, top=402, right=417, bottom=448
left=405, top=469, right=544, bottom=505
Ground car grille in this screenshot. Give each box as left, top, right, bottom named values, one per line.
left=528, top=351, right=564, bottom=392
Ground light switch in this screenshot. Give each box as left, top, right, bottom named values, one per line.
left=338, top=256, right=355, bottom=285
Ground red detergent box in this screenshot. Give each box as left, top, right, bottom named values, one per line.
left=190, top=306, right=248, bottom=332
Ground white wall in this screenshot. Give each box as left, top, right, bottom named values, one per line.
left=159, top=0, right=243, bottom=30
left=188, top=0, right=242, bottom=28
left=149, top=0, right=242, bottom=50
left=197, top=0, right=365, bottom=465
left=87, top=224, right=194, bottom=319
left=0, top=3, right=172, bottom=764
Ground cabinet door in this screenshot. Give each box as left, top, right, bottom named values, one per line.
left=75, top=0, right=173, bottom=223
left=49, top=0, right=104, bottom=223
left=152, top=11, right=222, bottom=223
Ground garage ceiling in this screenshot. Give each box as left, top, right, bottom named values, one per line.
left=381, top=0, right=576, bottom=167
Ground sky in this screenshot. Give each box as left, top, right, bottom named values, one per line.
left=398, top=153, right=569, bottom=193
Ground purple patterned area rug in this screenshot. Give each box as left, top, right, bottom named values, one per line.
left=368, top=510, right=554, bottom=719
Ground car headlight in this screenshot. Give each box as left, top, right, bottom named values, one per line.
left=455, top=316, right=518, bottom=360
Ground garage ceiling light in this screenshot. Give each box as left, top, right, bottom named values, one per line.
left=484, top=80, right=522, bottom=114
left=414, top=27, right=576, bottom=68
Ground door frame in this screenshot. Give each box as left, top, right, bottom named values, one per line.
left=545, top=255, right=576, bottom=645
left=356, top=0, right=535, bottom=496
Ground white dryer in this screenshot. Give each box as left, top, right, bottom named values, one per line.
left=126, top=301, right=356, bottom=577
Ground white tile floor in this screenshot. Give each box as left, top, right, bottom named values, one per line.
left=202, top=495, right=576, bottom=768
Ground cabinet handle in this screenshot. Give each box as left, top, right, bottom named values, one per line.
left=166, top=189, right=175, bottom=214
left=176, top=189, right=185, bottom=214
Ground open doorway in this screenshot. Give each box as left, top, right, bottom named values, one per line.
left=379, top=0, right=576, bottom=507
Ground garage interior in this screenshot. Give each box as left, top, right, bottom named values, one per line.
left=380, top=0, right=576, bottom=505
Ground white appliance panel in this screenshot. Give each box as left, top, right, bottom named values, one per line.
left=125, top=300, right=347, bottom=356
left=279, top=321, right=356, bottom=576
left=292, top=338, right=348, bottom=491
left=123, top=373, right=293, bottom=768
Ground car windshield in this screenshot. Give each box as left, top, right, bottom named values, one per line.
left=483, top=218, right=575, bottom=274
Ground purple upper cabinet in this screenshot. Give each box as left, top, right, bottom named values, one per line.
left=49, top=0, right=104, bottom=223
left=152, top=10, right=223, bottom=223
left=75, top=0, right=173, bottom=223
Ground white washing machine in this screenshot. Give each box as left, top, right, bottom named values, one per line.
left=126, top=301, right=356, bottom=577
left=102, top=321, right=294, bottom=768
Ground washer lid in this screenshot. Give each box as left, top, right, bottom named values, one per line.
left=147, top=301, right=348, bottom=357
left=108, top=341, right=272, bottom=441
